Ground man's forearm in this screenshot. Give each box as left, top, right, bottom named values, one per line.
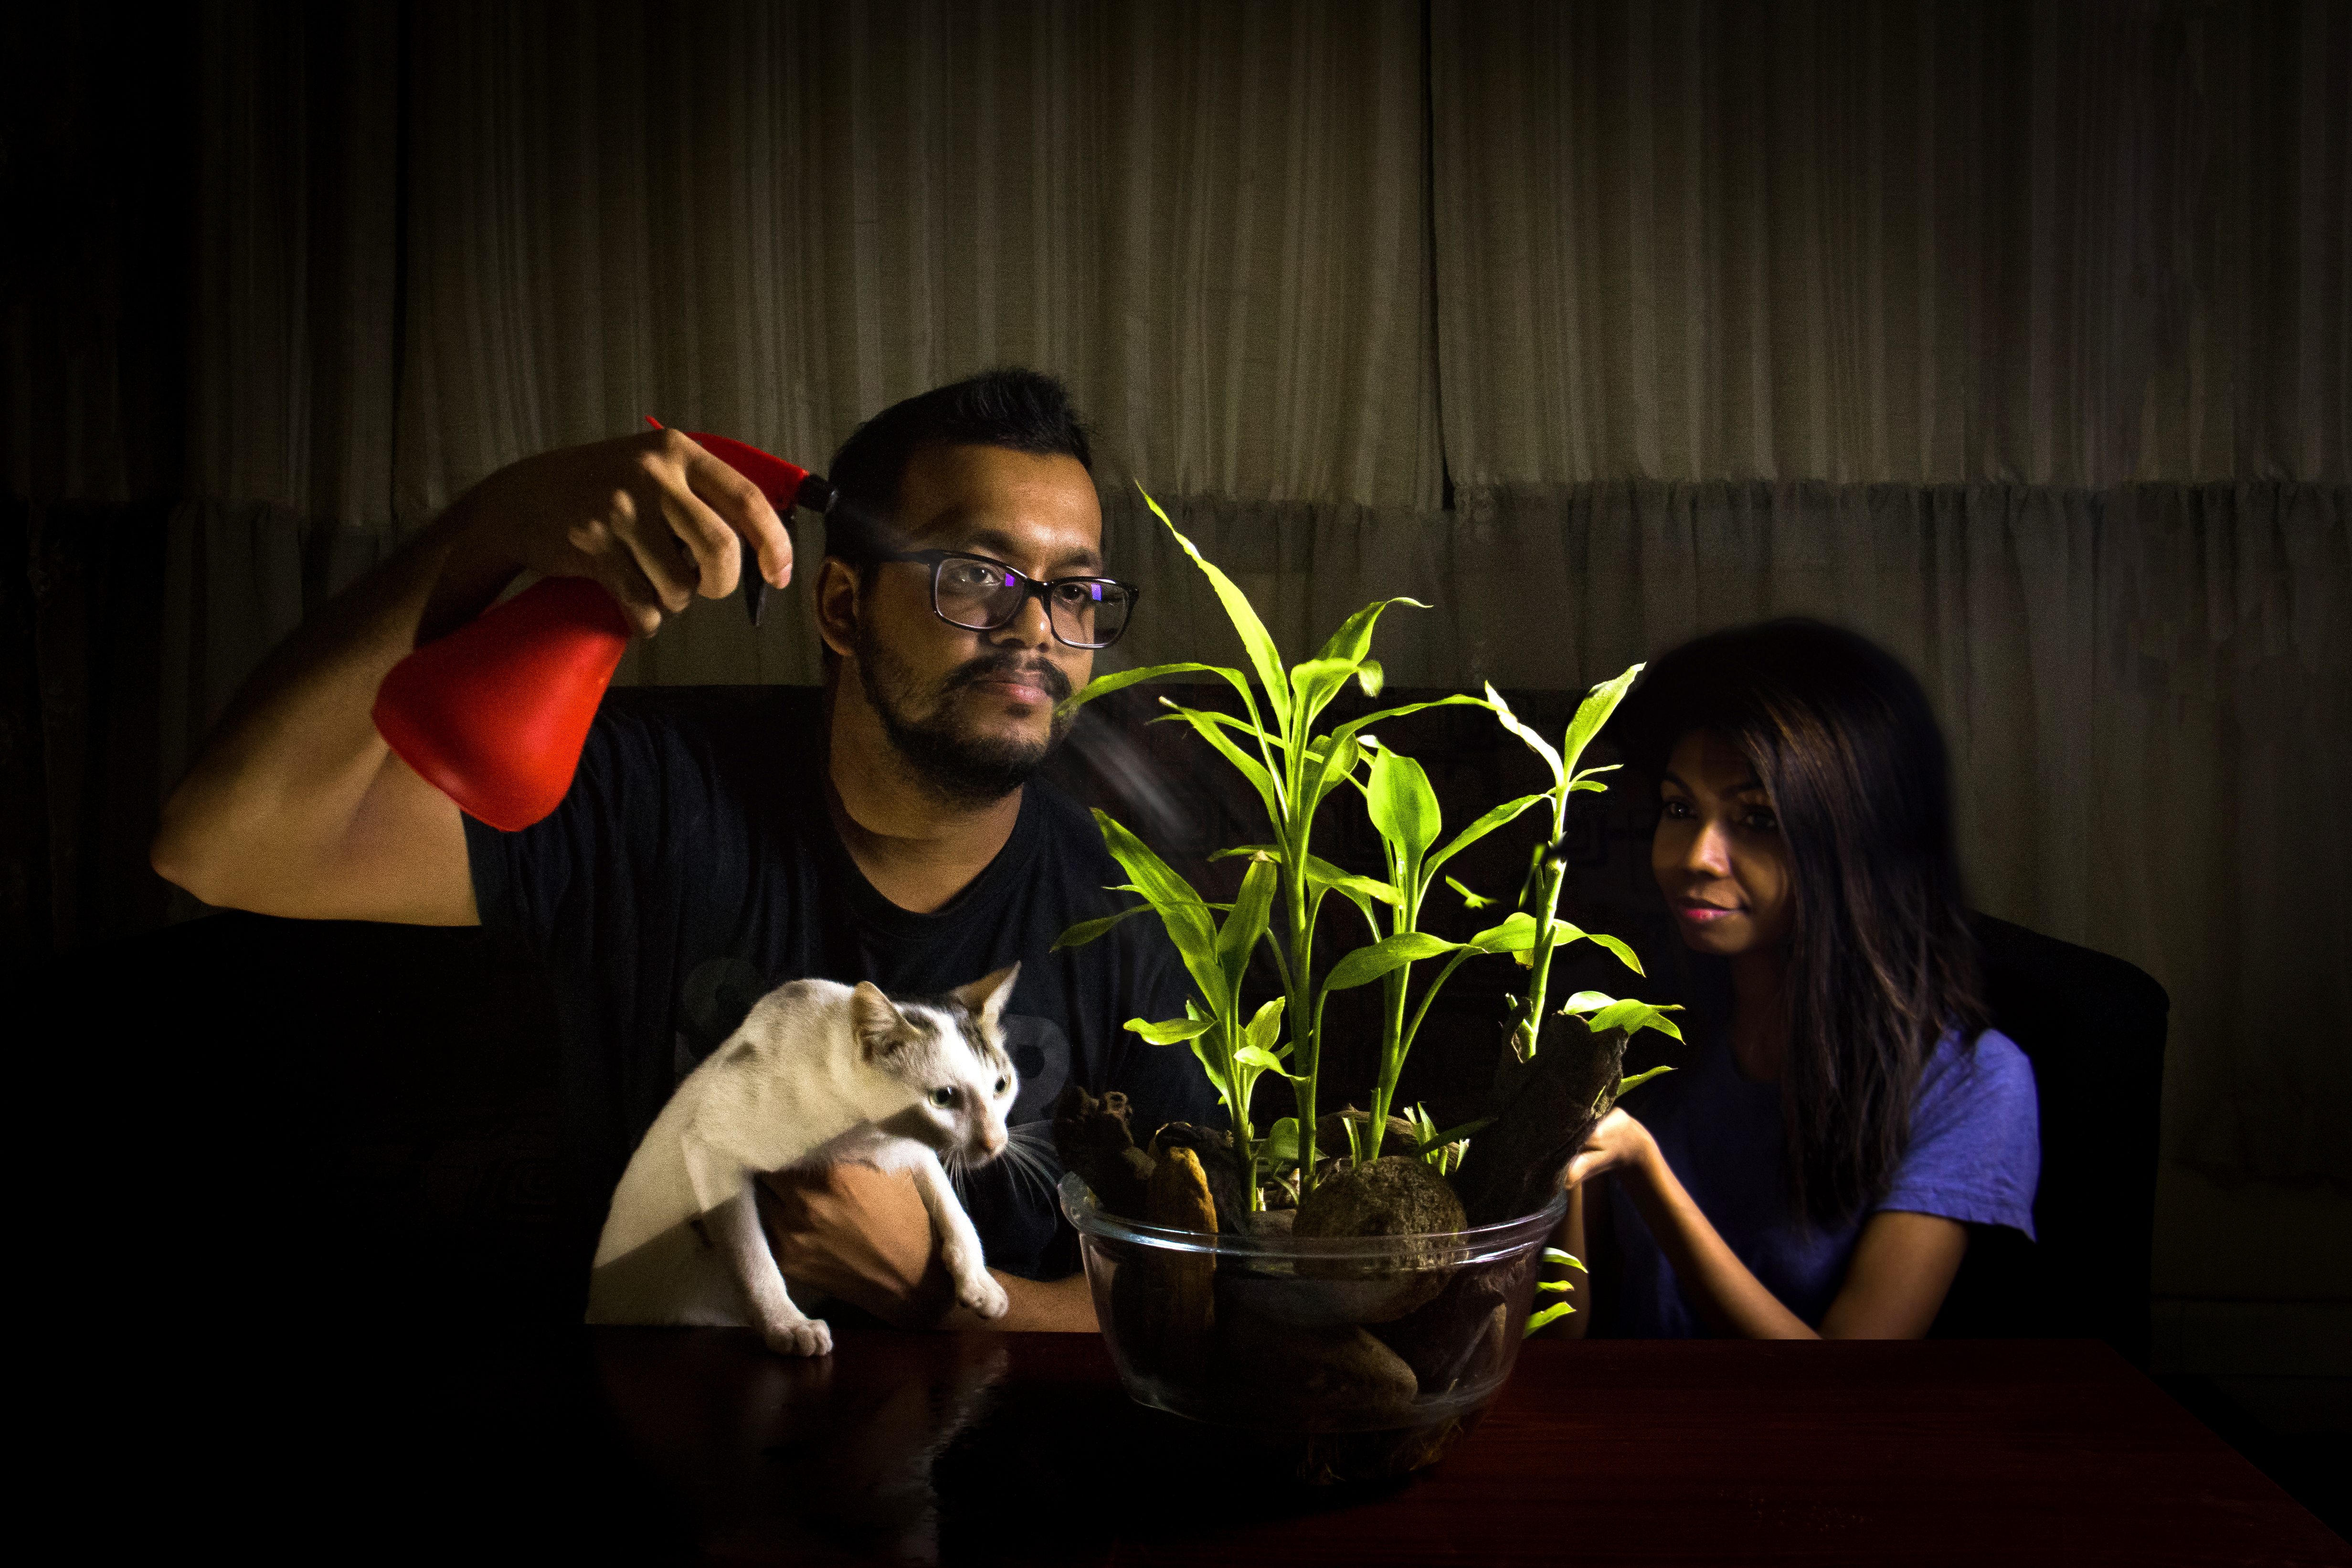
left=948, top=1271, right=1096, bottom=1333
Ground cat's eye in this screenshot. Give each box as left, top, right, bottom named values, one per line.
left=930, top=1087, right=957, bottom=1108
left=995, top=1076, right=1010, bottom=1095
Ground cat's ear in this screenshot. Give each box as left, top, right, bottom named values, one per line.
left=952, top=964, right=1021, bottom=1033
left=851, top=982, right=912, bottom=1061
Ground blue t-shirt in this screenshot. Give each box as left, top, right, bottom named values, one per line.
left=1609, top=1028, right=2039, bottom=1336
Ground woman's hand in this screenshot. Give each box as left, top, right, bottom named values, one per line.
left=1564, top=1107, right=1658, bottom=1192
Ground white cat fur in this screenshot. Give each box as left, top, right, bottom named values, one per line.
left=585, top=965, right=1021, bottom=1356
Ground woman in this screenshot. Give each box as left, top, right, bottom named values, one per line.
left=1560, top=619, right=2039, bottom=1339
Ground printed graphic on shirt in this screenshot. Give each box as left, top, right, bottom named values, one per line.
left=999, top=1014, right=1072, bottom=1129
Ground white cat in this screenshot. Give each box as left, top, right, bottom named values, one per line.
left=585, top=965, right=1022, bottom=1356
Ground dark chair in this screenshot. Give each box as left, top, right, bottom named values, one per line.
left=1931, top=914, right=2171, bottom=1365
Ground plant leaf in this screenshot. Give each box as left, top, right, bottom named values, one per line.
left=1425, top=792, right=1549, bottom=879
left=1465, top=911, right=1578, bottom=954
left=1304, top=855, right=1402, bottom=908
left=1261, top=1117, right=1300, bottom=1164
left=1366, top=747, right=1442, bottom=880
left=1324, top=931, right=1460, bottom=991
left=1482, top=682, right=1562, bottom=787
left=1051, top=902, right=1158, bottom=952
left=1326, top=693, right=1489, bottom=749
left=1446, top=875, right=1495, bottom=910
left=1287, top=656, right=1361, bottom=728
left=1217, top=855, right=1280, bottom=1013
left=1235, top=1044, right=1294, bottom=1076
left=1060, top=660, right=1243, bottom=717
left=1092, top=811, right=1222, bottom=998
left=1413, top=1116, right=1493, bottom=1152
left=1561, top=992, right=1687, bottom=1043
left=1314, top=595, right=1430, bottom=668
left=1155, top=702, right=1282, bottom=819
left=1143, top=486, right=1292, bottom=734
left=1524, top=1302, right=1576, bottom=1336
left=1543, top=1247, right=1587, bottom=1271
left=1559, top=662, right=1644, bottom=776
left=1615, top=1064, right=1676, bottom=1095
left=1309, top=731, right=1363, bottom=806
left=1125, top=1015, right=1216, bottom=1045
left=1586, top=932, right=1645, bottom=976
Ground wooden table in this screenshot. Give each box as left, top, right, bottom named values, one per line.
left=553, top=1329, right=2344, bottom=1566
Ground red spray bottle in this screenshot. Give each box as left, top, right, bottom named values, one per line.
left=371, top=427, right=836, bottom=831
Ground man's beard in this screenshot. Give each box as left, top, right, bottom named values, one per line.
left=855, top=624, right=1074, bottom=808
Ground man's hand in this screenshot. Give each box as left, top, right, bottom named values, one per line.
left=152, top=428, right=798, bottom=923
left=754, top=1164, right=1100, bottom=1333
left=756, top=1164, right=957, bottom=1329
left=435, top=428, right=793, bottom=640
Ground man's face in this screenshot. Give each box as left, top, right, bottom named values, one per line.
left=833, top=443, right=1105, bottom=805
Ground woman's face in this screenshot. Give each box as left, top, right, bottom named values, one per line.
left=1651, top=729, right=1795, bottom=959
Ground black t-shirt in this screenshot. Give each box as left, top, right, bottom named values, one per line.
left=463, top=687, right=1216, bottom=1280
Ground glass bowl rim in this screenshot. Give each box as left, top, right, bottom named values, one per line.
left=1057, top=1169, right=1568, bottom=1261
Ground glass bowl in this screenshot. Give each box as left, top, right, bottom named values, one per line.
left=1059, top=1171, right=1566, bottom=1477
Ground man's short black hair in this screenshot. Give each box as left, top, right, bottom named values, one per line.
left=824, top=367, right=1094, bottom=562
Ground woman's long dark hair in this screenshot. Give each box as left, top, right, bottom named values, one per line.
left=1611, top=619, right=1988, bottom=1223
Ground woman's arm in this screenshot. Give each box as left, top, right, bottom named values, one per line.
left=1568, top=1109, right=1969, bottom=1340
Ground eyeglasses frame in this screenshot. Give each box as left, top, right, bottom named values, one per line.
left=871, top=547, right=1140, bottom=650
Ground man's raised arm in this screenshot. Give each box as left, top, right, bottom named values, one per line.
left=150, top=431, right=791, bottom=924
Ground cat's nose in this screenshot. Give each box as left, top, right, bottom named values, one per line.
left=981, top=1127, right=1006, bottom=1157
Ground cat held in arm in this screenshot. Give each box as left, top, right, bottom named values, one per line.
left=586, top=965, right=1022, bottom=1356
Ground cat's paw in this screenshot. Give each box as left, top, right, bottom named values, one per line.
left=956, top=1271, right=1010, bottom=1320
left=763, top=1317, right=833, bottom=1357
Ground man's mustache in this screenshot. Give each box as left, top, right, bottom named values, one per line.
left=941, top=653, right=1074, bottom=703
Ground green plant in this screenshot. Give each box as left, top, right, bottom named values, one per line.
left=1056, top=492, right=1681, bottom=1210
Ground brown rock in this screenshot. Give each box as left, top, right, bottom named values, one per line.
left=1146, top=1145, right=1220, bottom=1233
left=1449, top=1015, right=1630, bottom=1226
left=1294, top=1155, right=1467, bottom=1241
left=1052, top=1083, right=1154, bottom=1217
left=1291, top=1156, right=1469, bottom=1323
left=1212, top=1314, right=1420, bottom=1430
left=1148, top=1122, right=1253, bottom=1231
left=1366, top=1266, right=1510, bottom=1395
left=1133, top=1146, right=1217, bottom=1382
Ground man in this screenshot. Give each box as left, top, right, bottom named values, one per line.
left=154, top=368, right=1212, bottom=1330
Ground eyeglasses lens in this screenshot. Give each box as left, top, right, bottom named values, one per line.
left=934, top=557, right=1131, bottom=647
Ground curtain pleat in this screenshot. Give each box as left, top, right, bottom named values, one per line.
left=9, top=0, right=2347, bottom=1179
left=392, top=0, right=1440, bottom=521
left=1430, top=0, right=2351, bottom=487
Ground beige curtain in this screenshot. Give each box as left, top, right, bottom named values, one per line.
left=18, top=0, right=2345, bottom=1179
left=1430, top=0, right=2351, bottom=487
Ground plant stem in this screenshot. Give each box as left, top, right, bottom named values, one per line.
left=1285, top=817, right=1320, bottom=1194
left=1512, top=796, right=1572, bottom=1062
left=1368, top=965, right=1410, bottom=1162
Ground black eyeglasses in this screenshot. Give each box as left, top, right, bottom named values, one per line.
left=876, top=549, right=1139, bottom=650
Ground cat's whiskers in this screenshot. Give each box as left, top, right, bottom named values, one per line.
left=995, top=1122, right=1063, bottom=1204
